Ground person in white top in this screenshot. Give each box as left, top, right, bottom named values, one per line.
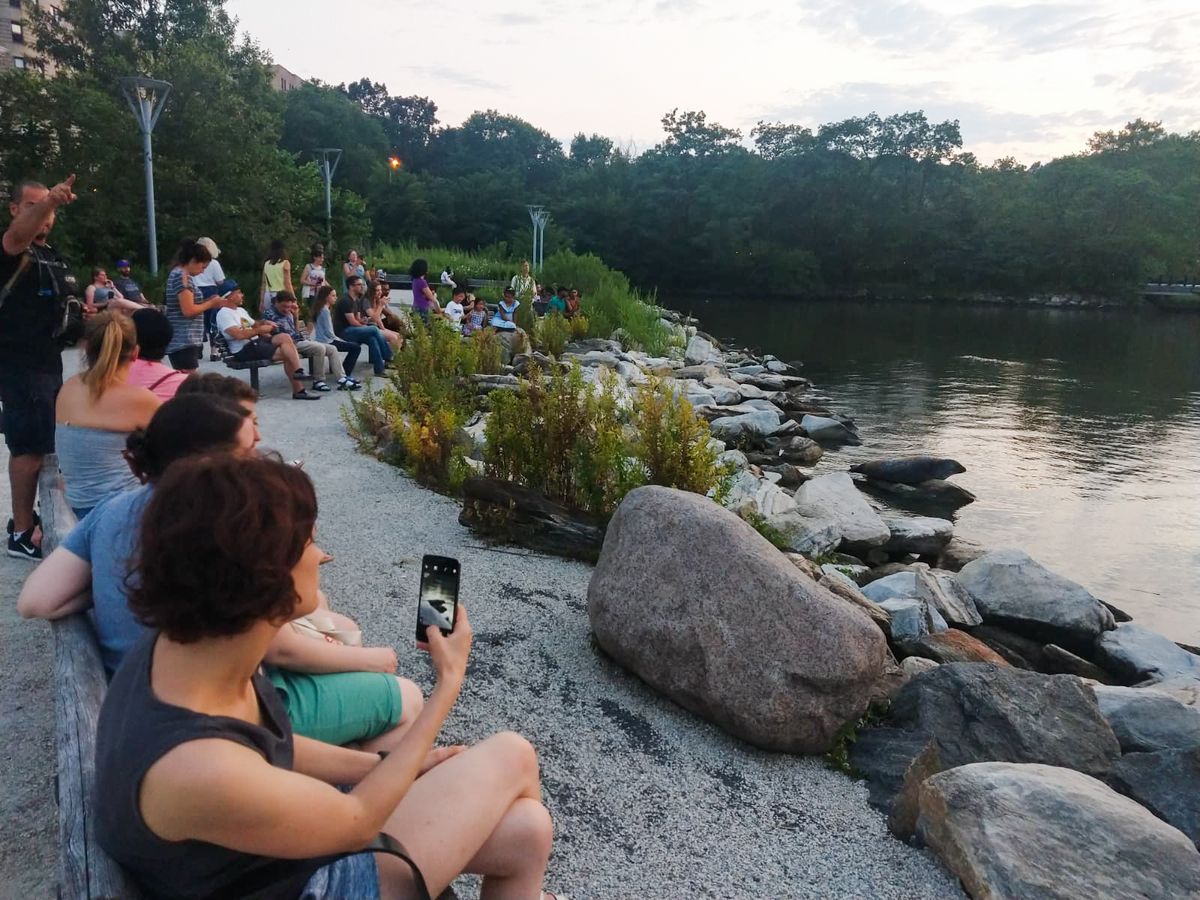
left=300, top=245, right=327, bottom=300
left=192, top=237, right=226, bottom=361
left=440, top=265, right=457, bottom=289
left=212, top=280, right=319, bottom=401
left=444, top=286, right=466, bottom=327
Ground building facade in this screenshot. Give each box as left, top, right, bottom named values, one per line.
left=1, top=0, right=61, bottom=72
left=271, top=63, right=305, bottom=93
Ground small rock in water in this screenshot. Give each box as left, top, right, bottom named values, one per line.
left=937, top=535, right=987, bottom=571
left=709, top=411, right=782, bottom=442
left=916, top=763, right=1200, bottom=899
left=850, top=456, right=967, bottom=485
left=800, top=414, right=861, bottom=445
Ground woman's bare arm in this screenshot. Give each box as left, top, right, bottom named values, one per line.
left=17, top=546, right=93, bottom=620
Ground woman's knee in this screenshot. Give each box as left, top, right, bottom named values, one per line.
left=396, top=677, right=423, bottom=723
left=504, top=797, right=553, bottom=861
left=483, top=731, right=540, bottom=781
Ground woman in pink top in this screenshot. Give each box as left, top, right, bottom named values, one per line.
left=127, top=309, right=189, bottom=401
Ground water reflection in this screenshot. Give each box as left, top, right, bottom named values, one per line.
left=686, top=298, right=1200, bottom=643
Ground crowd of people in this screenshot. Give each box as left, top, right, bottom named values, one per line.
left=416, top=257, right=584, bottom=335
left=2, top=177, right=563, bottom=897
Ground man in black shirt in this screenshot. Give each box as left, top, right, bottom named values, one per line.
left=1, top=175, right=79, bottom=560
left=332, top=276, right=392, bottom=376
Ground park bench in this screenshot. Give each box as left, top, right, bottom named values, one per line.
left=39, top=459, right=444, bottom=900
left=210, top=329, right=311, bottom=393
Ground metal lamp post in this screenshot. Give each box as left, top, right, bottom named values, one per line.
left=526, top=205, right=549, bottom=271
left=388, top=155, right=401, bottom=182
left=313, top=148, right=343, bottom=246
left=119, top=76, right=172, bottom=275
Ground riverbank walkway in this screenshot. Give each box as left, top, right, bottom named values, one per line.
left=0, top=351, right=961, bottom=898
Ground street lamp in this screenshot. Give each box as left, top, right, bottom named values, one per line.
left=387, top=155, right=402, bottom=182
left=119, top=76, right=172, bottom=275
left=526, top=205, right=549, bottom=271
left=312, top=148, right=342, bottom=246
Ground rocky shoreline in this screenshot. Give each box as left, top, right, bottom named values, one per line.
left=452, top=310, right=1200, bottom=897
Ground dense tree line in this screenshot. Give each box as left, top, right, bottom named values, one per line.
left=2, top=0, right=1198, bottom=298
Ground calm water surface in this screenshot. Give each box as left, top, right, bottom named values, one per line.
left=684, top=298, right=1200, bottom=644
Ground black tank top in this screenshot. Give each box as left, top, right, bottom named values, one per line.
left=94, top=632, right=328, bottom=899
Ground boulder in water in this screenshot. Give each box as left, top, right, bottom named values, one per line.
left=957, top=549, right=1115, bottom=651
left=850, top=456, right=966, bottom=484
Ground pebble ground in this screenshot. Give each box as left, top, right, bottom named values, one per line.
left=0, top=352, right=964, bottom=899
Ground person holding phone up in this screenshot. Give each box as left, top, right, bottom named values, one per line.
left=92, top=455, right=557, bottom=899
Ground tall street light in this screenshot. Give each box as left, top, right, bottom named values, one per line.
left=313, top=148, right=342, bottom=246
left=388, top=155, right=402, bottom=182
left=119, top=76, right=172, bottom=275
left=527, top=205, right=549, bottom=271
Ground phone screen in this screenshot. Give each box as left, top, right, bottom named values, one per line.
left=416, top=555, right=460, bottom=645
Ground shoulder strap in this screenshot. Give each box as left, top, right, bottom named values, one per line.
left=0, top=251, right=33, bottom=311
left=149, top=370, right=186, bottom=391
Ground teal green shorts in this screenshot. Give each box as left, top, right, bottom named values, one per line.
left=267, top=667, right=403, bottom=746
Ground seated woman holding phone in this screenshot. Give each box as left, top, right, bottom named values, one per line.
left=93, top=455, right=556, bottom=899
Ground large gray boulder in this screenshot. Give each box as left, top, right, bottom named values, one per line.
left=1092, top=685, right=1200, bottom=753
left=793, top=473, right=889, bottom=552
left=917, top=763, right=1200, bottom=898
left=587, top=486, right=889, bottom=754
left=709, top=411, right=781, bottom=442
left=957, top=549, right=1115, bottom=651
left=881, top=513, right=954, bottom=556
left=1095, top=623, right=1200, bottom=684
left=799, top=414, right=860, bottom=445
left=861, top=571, right=918, bottom=603
left=1109, top=748, right=1200, bottom=848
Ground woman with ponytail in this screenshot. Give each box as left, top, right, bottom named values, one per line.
left=54, top=311, right=161, bottom=518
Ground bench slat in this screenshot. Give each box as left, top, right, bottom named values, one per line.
left=40, top=457, right=144, bottom=900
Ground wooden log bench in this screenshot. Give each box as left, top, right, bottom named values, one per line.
left=39, top=458, right=450, bottom=899
left=39, top=456, right=144, bottom=899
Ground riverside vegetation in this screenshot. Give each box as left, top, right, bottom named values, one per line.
left=8, top=0, right=1200, bottom=303
left=348, top=268, right=1200, bottom=896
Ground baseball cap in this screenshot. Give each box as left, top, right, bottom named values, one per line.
left=115, top=259, right=131, bottom=268
left=197, top=237, right=221, bottom=259
left=218, top=278, right=241, bottom=297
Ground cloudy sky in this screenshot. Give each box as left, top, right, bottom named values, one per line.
left=226, top=0, right=1200, bottom=163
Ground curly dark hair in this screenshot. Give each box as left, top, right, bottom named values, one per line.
left=128, top=455, right=318, bottom=643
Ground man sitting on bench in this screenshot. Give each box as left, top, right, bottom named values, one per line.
left=214, top=279, right=320, bottom=401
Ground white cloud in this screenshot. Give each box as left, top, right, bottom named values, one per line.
left=227, top=0, right=1200, bottom=163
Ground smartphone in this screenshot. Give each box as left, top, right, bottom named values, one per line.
left=416, top=555, right=460, bottom=646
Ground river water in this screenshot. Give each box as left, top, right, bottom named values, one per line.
left=684, top=298, right=1200, bottom=645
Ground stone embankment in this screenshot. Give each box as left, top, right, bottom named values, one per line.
left=527, top=317, right=1200, bottom=897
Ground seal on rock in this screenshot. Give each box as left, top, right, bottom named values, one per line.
left=850, top=456, right=966, bottom=485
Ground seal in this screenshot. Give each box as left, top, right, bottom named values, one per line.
left=850, top=456, right=966, bottom=484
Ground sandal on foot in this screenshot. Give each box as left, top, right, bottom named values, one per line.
left=312, top=381, right=332, bottom=392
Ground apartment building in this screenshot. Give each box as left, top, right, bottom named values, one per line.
left=271, top=63, right=305, bottom=93
left=1, top=0, right=61, bottom=72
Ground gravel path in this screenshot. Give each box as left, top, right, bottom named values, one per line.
left=0, top=354, right=963, bottom=899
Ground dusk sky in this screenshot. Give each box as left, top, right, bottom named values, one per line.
left=226, top=0, right=1200, bottom=163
